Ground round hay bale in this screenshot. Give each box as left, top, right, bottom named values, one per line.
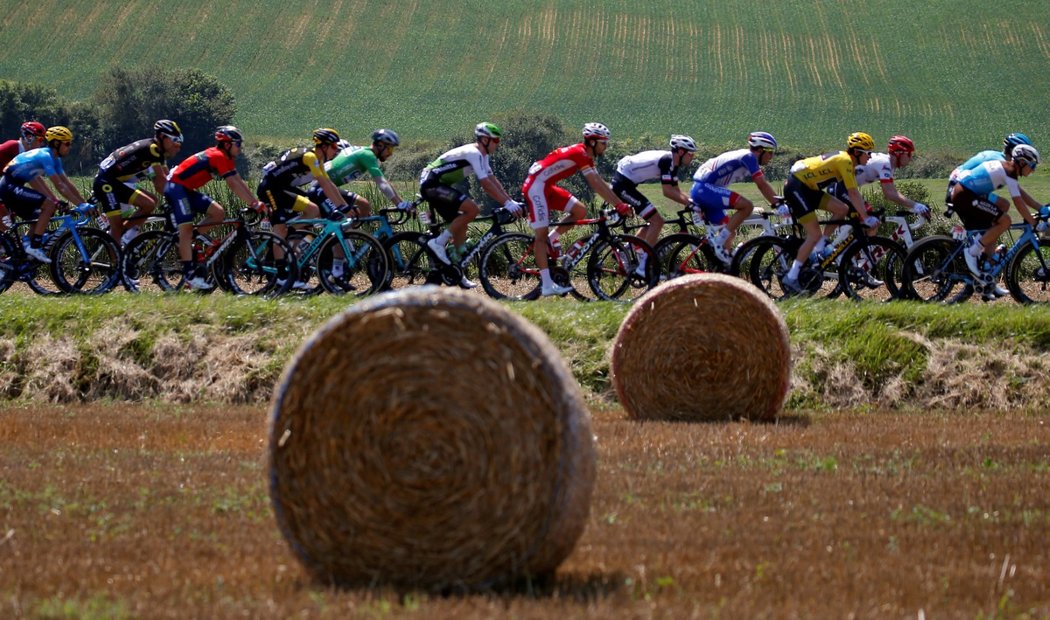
left=268, top=287, right=595, bottom=591
left=610, top=273, right=790, bottom=422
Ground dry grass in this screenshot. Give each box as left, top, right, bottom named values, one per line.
left=2, top=404, right=1048, bottom=618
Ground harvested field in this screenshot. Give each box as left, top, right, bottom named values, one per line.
left=2, top=403, right=1048, bottom=618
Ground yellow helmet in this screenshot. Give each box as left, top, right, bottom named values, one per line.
left=45, top=126, right=74, bottom=143
left=847, top=132, right=875, bottom=151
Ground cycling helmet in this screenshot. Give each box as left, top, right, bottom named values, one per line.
left=474, top=122, right=502, bottom=140
left=1011, top=144, right=1041, bottom=169
left=669, top=134, right=698, bottom=152
left=747, top=131, right=778, bottom=150
left=887, top=135, right=915, bottom=155
left=312, top=127, right=341, bottom=146
left=336, top=139, right=351, bottom=150
left=847, top=132, right=876, bottom=151
left=1004, top=132, right=1032, bottom=151
left=153, top=119, right=183, bottom=142
left=372, top=128, right=401, bottom=146
left=21, top=121, right=46, bottom=138
left=582, top=122, right=611, bottom=140
left=215, top=125, right=243, bottom=144
left=45, top=126, right=73, bottom=143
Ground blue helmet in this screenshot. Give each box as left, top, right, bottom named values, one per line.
left=748, top=131, right=778, bottom=150
left=1004, top=132, right=1032, bottom=151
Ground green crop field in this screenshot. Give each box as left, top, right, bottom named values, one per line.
left=2, top=0, right=1048, bottom=150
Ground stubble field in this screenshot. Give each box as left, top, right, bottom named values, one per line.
left=3, top=403, right=1048, bottom=618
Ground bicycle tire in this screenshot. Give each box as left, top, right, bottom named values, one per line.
left=285, top=229, right=323, bottom=296
left=1006, top=241, right=1050, bottom=304
left=586, top=233, right=655, bottom=302
left=48, top=228, right=122, bottom=294
left=316, top=230, right=388, bottom=296
left=838, top=236, right=907, bottom=302
left=478, top=232, right=541, bottom=300
left=0, top=234, right=18, bottom=294
left=121, top=230, right=182, bottom=293
left=222, top=231, right=296, bottom=296
left=653, top=232, right=717, bottom=282
left=731, top=235, right=791, bottom=297
left=382, top=231, right=433, bottom=290
left=900, top=236, right=968, bottom=303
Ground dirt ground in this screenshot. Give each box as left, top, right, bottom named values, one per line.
left=1, top=403, right=1048, bottom=618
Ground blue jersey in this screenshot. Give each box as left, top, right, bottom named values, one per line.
left=950, top=150, right=1003, bottom=181
left=957, top=159, right=1021, bottom=199
left=2, top=147, right=64, bottom=183
left=692, top=148, right=763, bottom=187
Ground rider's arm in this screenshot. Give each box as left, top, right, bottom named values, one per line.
left=315, top=175, right=348, bottom=209
left=879, top=181, right=917, bottom=209
left=660, top=182, right=691, bottom=207
left=30, top=176, right=62, bottom=206
left=581, top=168, right=622, bottom=206
left=847, top=187, right=868, bottom=219
left=1019, top=185, right=1042, bottom=210
left=48, top=173, right=85, bottom=204
left=372, top=175, right=403, bottom=204
left=479, top=176, right=513, bottom=204
left=1012, top=196, right=1037, bottom=226
left=151, top=163, right=168, bottom=195
left=754, top=175, right=780, bottom=207
left=224, top=173, right=259, bottom=207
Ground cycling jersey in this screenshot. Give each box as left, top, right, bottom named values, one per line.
left=852, top=153, right=894, bottom=186
left=168, top=147, right=237, bottom=191
left=420, top=143, right=492, bottom=187
left=97, top=139, right=165, bottom=183
left=0, top=139, right=29, bottom=170
left=2, top=147, right=64, bottom=183
left=790, top=151, right=858, bottom=191
left=326, top=145, right=384, bottom=185
left=693, top=148, right=763, bottom=186
left=957, top=160, right=1021, bottom=199
left=615, top=150, right=680, bottom=185
left=524, top=143, right=594, bottom=187
left=949, top=150, right=1003, bottom=182
left=261, top=147, right=329, bottom=189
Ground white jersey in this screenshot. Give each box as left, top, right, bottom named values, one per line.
left=615, top=150, right=679, bottom=185
left=957, top=159, right=1021, bottom=198
left=853, top=153, right=894, bottom=186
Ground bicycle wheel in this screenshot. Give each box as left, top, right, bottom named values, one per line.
left=122, top=230, right=182, bottom=292
left=837, top=236, right=907, bottom=302
left=1006, top=241, right=1050, bottom=304
left=0, top=234, right=17, bottom=294
left=587, top=234, right=655, bottom=302
left=316, top=230, right=388, bottom=296
left=48, top=228, right=122, bottom=294
left=223, top=231, right=296, bottom=296
left=731, top=236, right=791, bottom=297
left=653, top=233, right=717, bottom=281
left=382, top=231, right=432, bottom=290
left=479, top=232, right=541, bottom=300
left=286, top=229, right=323, bottom=296
left=900, top=236, right=968, bottom=303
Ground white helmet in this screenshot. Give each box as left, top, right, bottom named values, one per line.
left=669, top=134, right=697, bottom=152
left=747, top=131, right=778, bottom=150
left=1012, top=144, right=1041, bottom=169
left=336, top=139, right=351, bottom=150
left=582, top=122, right=611, bottom=140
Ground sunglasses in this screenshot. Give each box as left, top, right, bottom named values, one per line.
left=22, top=131, right=44, bottom=141
left=165, top=134, right=184, bottom=145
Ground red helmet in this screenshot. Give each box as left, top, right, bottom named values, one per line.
left=21, top=121, right=46, bottom=138
left=887, top=135, right=915, bottom=156
left=214, top=125, right=243, bottom=144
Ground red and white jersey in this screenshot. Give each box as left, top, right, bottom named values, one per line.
left=525, top=143, right=595, bottom=186
left=853, top=153, right=895, bottom=187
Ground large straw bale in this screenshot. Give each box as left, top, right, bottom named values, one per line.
left=268, top=287, right=595, bottom=590
left=611, top=274, right=790, bottom=422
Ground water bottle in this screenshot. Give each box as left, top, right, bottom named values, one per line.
left=567, top=238, right=587, bottom=260
left=993, top=244, right=1007, bottom=265
left=417, top=208, right=431, bottom=226
left=951, top=225, right=966, bottom=240
left=260, top=217, right=272, bottom=231
left=96, top=214, right=110, bottom=231
left=691, top=209, right=705, bottom=227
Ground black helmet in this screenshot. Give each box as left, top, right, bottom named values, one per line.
left=214, top=125, right=243, bottom=144
left=312, top=127, right=341, bottom=146
left=371, top=128, right=400, bottom=147
left=153, top=119, right=183, bottom=142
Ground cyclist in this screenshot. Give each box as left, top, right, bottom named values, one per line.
left=257, top=128, right=349, bottom=288
left=93, top=119, right=183, bottom=245
left=947, top=133, right=1042, bottom=215
left=523, top=122, right=630, bottom=297
left=419, top=122, right=522, bottom=289
left=307, top=129, right=412, bottom=218
left=612, top=134, right=697, bottom=274
left=0, top=121, right=47, bottom=228
left=165, top=125, right=264, bottom=291
left=690, top=131, right=782, bottom=265
left=952, top=144, right=1044, bottom=282
left=780, top=132, right=880, bottom=294
left=0, top=126, right=89, bottom=263
left=0, top=121, right=46, bottom=169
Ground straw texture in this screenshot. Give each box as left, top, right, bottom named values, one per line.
left=268, top=287, right=595, bottom=590
left=610, top=274, right=791, bottom=422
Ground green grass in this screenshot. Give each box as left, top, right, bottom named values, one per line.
left=3, top=1, right=1048, bottom=150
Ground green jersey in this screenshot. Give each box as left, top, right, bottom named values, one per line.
left=325, top=146, right=384, bottom=186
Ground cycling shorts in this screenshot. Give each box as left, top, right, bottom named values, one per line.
left=305, top=186, right=359, bottom=217
left=783, top=175, right=832, bottom=221
left=419, top=182, right=469, bottom=222
left=611, top=173, right=657, bottom=219
left=0, top=174, right=46, bottom=219
left=258, top=181, right=313, bottom=221
left=164, top=182, right=215, bottom=225
left=689, top=181, right=740, bottom=225
left=523, top=177, right=578, bottom=229
left=93, top=176, right=148, bottom=216
left=951, top=185, right=1007, bottom=230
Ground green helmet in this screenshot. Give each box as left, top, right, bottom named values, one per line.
left=474, top=122, right=502, bottom=139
